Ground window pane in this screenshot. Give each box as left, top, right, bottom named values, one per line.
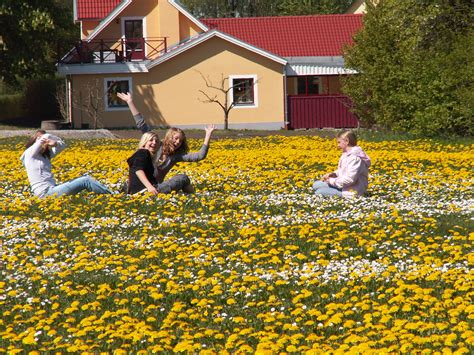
left=107, top=80, right=129, bottom=107
left=233, top=78, right=254, bottom=104
left=308, top=76, right=319, bottom=95
left=125, top=20, right=143, bottom=38
left=297, top=77, right=307, bottom=95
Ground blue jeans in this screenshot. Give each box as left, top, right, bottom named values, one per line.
left=312, top=181, right=342, bottom=197
left=45, top=175, right=112, bottom=197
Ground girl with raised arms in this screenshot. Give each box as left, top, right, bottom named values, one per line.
left=117, top=92, right=216, bottom=194
left=21, top=130, right=113, bottom=197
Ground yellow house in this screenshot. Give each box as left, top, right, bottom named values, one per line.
left=58, top=0, right=362, bottom=130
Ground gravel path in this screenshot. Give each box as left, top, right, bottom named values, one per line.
left=0, top=128, right=339, bottom=140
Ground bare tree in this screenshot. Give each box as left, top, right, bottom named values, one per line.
left=55, top=80, right=69, bottom=124
left=73, top=78, right=104, bottom=129
left=196, top=71, right=239, bottom=130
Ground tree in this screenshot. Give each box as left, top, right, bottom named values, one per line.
left=197, top=71, right=241, bottom=130
left=343, top=0, right=473, bottom=136
left=74, top=79, right=104, bottom=129
left=180, top=0, right=354, bottom=18
left=0, top=0, right=78, bottom=88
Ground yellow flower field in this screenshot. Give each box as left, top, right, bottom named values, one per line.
left=0, top=135, right=473, bottom=353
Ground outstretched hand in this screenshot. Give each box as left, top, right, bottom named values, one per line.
left=203, top=124, right=216, bottom=145
left=205, top=124, right=216, bottom=135
left=117, top=92, right=132, bottom=104
left=39, top=137, right=57, bottom=147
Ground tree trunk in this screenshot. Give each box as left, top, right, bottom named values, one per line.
left=224, top=112, right=229, bottom=130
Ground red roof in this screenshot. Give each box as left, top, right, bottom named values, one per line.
left=201, top=14, right=363, bottom=57
left=76, top=0, right=121, bottom=21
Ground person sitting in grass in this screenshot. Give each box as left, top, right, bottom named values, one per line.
left=312, top=130, right=371, bottom=198
left=117, top=92, right=216, bottom=193
left=127, top=132, right=161, bottom=195
left=21, top=130, right=113, bottom=197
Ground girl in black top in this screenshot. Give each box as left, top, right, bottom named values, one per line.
left=127, top=132, right=160, bottom=194
left=117, top=92, right=215, bottom=193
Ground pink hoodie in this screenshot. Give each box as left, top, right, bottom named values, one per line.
left=328, top=145, right=371, bottom=198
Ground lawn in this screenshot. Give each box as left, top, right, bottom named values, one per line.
left=0, top=135, right=473, bottom=353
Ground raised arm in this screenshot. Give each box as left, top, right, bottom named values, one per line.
left=116, top=92, right=151, bottom=133
left=180, top=125, right=216, bottom=162
left=27, top=134, right=66, bottom=158
left=45, top=134, right=67, bottom=158
left=203, top=124, right=216, bottom=146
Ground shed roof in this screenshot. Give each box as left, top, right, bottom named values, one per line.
left=201, top=14, right=363, bottom=57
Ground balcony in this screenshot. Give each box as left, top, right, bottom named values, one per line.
left=58, top=37, right=167, bottom=64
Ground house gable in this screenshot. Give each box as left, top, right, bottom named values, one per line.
left=147, top=30, right=287, bottom=70
left=75, top=0, right=207, bottom=44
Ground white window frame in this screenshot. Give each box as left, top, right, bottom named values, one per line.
left=121, top=16, right=147, bottom=58
left=104, top=77, right=132, bottom=111
left=229, top=74, right=258, bottom=109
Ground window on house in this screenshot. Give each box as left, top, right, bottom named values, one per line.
left=232, top=78, right=255, bottom=105
left=105, top=78, right=131, bottom=110
left=124, top=20, right=143, bottom=49
left=297, top=75, right=320, bottom=95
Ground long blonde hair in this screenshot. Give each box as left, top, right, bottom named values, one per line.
left=161, top=127, right=188, bottom=157
left=138, top=132, right=160, bottom=158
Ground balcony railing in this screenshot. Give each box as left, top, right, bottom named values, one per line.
left=58, top=37, right=167, bottom=64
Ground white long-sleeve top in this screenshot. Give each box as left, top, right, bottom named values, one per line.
left=328, top=145, right=371, bottom=198
left=20, top=134, right=66, bottom=197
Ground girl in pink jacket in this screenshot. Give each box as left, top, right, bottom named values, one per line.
left=312, top=130, right=371, bottom=198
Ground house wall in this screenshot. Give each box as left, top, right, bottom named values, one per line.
left=81, top=21, right=100, bottom=39
left=179, top=13, right=202, bottom=40
left=70, top=37, right=285, bottom=129
left=158, top=0, right=180, bottom=45
left=96, top=0, right=159, bottom=39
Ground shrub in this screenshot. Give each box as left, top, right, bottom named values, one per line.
left=0, top=94, right=26, bottom=121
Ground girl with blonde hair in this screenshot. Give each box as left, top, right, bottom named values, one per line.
left=117, top=92, right=215, bottom=193
left=127, top=132, right=160, bottom=194
left=312, top=130, right=371, bottom=198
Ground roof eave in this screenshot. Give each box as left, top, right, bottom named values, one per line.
left=86, top=0, right=133, bottom=41
left=57, top=62, right=150, bottom=76
left=168, top=0, right=208, bottom=31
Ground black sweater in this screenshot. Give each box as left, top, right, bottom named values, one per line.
left=127, top=149, right=157, bottom=194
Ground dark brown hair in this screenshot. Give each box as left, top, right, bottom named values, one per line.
left=26, top=129, right=50, bottom=158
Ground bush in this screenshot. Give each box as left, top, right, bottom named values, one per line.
left=22, top=78, right=62, bottom=120
left=0, top=94, right=26, bottom=121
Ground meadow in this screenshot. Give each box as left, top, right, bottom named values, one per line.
left=0, top=134, right=473, bottom=353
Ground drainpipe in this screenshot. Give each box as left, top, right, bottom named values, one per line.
left=67, top=76, right=72, bottom=126
left=283, top=65, right=289, bottom=130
